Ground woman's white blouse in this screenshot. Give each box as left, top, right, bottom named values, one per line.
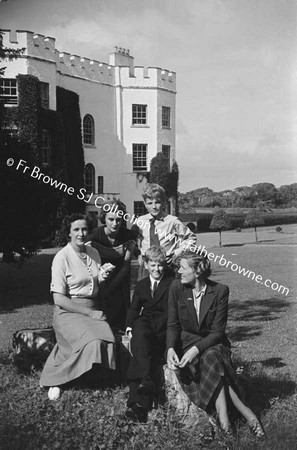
left=50, top=243, right=102, bottom=298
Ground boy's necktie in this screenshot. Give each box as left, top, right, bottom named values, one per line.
left=149, top=218, right=160, bottom=247
left=152, top=281, right=158, bottom=296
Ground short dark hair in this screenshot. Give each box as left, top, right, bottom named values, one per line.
left=98, top=200, right=127, bottom=225
left=61, top=213, right=91, bottom=239
left=144, top=245, right=166, bottom=264
left=179, top=250, right=211, bottom=279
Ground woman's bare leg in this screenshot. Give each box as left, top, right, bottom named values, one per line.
left=215, top=385, right=231, bottom=431
left=228, top=385, right=258, bottom=423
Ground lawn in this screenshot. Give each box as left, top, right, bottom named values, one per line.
left=0, top=225, right=296, bottom=449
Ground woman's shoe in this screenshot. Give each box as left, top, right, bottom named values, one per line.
left=48, top=387, right=61, bottom=401
left=222, top=426, right=234, bottom=438
left=249, top=419, right=266, bottom=439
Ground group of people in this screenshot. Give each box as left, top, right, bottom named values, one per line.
left=40, top=183, right=265, bottom=439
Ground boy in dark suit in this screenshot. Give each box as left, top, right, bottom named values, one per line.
left=125, top=246, right=174, bottom=422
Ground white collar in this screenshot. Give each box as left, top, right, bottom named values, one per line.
left=149, top=274, right=163, bottom=288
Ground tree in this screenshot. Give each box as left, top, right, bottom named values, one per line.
left=251, top=182, right=280, bottom=207
left=150, top=152, right=179, bottom=214
left=244, top=209, right=265, bottom=242
left=209, top=209, right=232, bottom=246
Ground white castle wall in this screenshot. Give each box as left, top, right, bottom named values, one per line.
left=2, top=30, right=177, bottom=217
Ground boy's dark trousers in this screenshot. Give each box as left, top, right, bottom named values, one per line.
left=127, top=316, right=165, bottom=410
left=126, top=274, right=174, bottom=410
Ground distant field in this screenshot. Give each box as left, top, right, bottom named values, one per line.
left=181, top=208, right=297, bottom=232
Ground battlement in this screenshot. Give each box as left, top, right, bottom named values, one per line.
left=120, top=66, right=176, bottom=91
left=2, top=30, right=175, bottom=89
left=56, top=50, right=115, bottom=83
left=2, top=30, right=56, bottom=61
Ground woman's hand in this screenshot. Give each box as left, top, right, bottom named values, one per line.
left=98, top=263, right=115, bottom=283
left=89, top=310, right=106, bottom=321
left=178, top=346, right=199, bottom=368
left=167, top=348, right=180, bottom=370
left=125, top=239, right=136, bottom=253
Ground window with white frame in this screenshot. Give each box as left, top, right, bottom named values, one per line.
left=41, top=130, right=52, bottom=167
left=162, top=106, right=170, bottom=128
left=83, top=114, right=95, bottom=145
left=132, top=104, right=147, bottom=125
left=84, top=164, right=95, bottom=194
left=132, top=144, right=147, bottom=171
left=134, top=201, right=147, bottom=217
left=40, top=82, right=49, bottom=109
left=97, top=176, right=104, bottom=194
left=0, top=78, right=18, bottom=105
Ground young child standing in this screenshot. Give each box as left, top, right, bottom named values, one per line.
left=134, top=183, right=196, bottom=280
left=125, top=246, right=174, bottom=422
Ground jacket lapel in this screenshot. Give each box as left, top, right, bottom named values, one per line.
left=199, top=283, right=215, bottom=326
left=151, top=276, right=171, bottom=305
left=182, top=285, right=199, bottom=329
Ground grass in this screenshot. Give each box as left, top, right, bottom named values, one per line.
left=1, top=224, right=297, bottom=449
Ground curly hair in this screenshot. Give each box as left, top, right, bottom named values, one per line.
left=60, top=213, right=91, bottom=241
left=180, top=250, right=211, bottom=279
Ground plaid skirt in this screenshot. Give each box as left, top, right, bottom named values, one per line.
left=175, top=343, right=242, bottom=412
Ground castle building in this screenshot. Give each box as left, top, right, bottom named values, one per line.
left=1, top=30, right=176, bottom=223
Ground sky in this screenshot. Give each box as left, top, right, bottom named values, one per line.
left=1, top=0, right=297, bottom=193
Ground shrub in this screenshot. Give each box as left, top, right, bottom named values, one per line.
left=236, top=227, right=242, bottom=232
left=276, top=226, right=283, bottom=232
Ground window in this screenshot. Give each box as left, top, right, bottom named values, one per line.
left=97, top=176, right=104, bottom=194
left=162, top=145, right=171, bottom=159
left=134, top=201, right=147, bottom=217
left=88, top=211, right=98, bottom=227
left=40, top=82, right=49, bottom=109
left=3, top=121, right=18, bottom=139
left=83, top=114, right=95, bottom=145
left=41, top=130, right=51, bottom=166
left=0, top=78, right=18, bottom=105
left=132, top=104, right=147, bottom=125
left=84, top=164, right=95, bottom=194
left=162, top=106, right=170, bottom=128
left=132, top=144, right=147, bottom=171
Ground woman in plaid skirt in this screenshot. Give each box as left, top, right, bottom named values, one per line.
left=166, top=250, right=265, bottom=438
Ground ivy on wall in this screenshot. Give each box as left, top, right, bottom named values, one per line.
left=0, top=75, right=85, bottom=257
left=56, top=86, right=85, bottom=213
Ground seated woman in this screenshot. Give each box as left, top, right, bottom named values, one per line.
left=40, top=213, right=116, bottom=400
left=85, top=201, right=136, bottom=331
left=166, top=250, right=265, bottom=438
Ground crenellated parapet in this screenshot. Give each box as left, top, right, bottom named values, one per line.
left=56, top=51, right=115, bottom=84
left=1, top=30, right=175, bottom=89
left=120, top=66, right=176, bottom=91
left=2, top=30, right=56, bottom=62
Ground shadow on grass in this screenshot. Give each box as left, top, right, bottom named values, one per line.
left=228, top=297, right=291, bottom=342
left=223, top=243, right=245, bottom=247
left=0, top=253, right=55, bottom=313
left=235, top=358, right=297, bottom=416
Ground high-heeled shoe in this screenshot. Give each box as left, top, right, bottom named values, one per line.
left=249, top=419, right=266, bottom=439
left=222, top=426, right=234, bottom=438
